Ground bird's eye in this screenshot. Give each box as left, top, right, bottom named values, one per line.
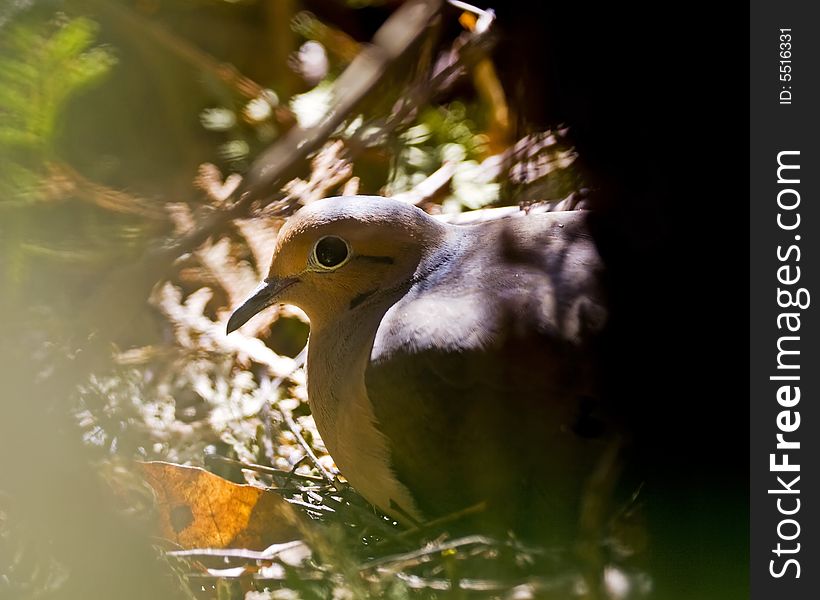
left=312, top=235, right=350, bottom=269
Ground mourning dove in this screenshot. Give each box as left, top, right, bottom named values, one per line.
left=228, top=196, right=612, bottom=537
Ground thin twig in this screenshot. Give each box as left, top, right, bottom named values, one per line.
left=167, top=541, right=306, bottom=560
left=392, top=161, right=457, bottom=205
left=204, top=454, right=327, bottom=485
left=446, top=0, right=495, bottom=21
left=287, top=498, right=336, bottom=514
left=393, top=501, right=488, bottom=542
left=361, top=534, right=497, bottom=570
left=282, top=410, right=337, bottom=489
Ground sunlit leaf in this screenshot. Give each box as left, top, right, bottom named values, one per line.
left=139, top=461, right=304, bottom=550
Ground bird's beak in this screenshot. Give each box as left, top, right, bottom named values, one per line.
left=226, top=277, right=297, bottom=334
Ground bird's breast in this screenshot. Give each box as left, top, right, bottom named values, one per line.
left=306, top=318, right=422, bottom=522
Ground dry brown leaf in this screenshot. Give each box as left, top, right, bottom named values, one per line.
left=139, top=461, right=303, bottom=550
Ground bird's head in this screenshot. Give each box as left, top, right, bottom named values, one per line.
left=227, top=196, right=448, bottom=333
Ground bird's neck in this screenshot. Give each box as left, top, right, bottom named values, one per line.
left=305, top=313, right=378, bottom=445
left=305, top=309, right=423, bottom=521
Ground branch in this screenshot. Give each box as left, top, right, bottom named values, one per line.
left=79, top=0, right=499, bottom=341
left=151, top=0, right=447, bottom=263
left=92, top=0, right=267, bottom=101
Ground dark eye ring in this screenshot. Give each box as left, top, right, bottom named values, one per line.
left=312, top=235, right=350, bottom=270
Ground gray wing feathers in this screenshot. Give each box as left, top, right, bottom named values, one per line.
left=371, top=210, right=606, bottom=359
left=364, top=211, right=609, bottom=528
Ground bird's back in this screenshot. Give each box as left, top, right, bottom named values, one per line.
left=366, top=210, right=611, bottom=536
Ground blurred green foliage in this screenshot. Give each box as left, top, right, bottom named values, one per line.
left=0, top=10, right=183, bottom=314
left=389, top=102, right=498, bottom=211
left=0, top=15, right=115, bottom=181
